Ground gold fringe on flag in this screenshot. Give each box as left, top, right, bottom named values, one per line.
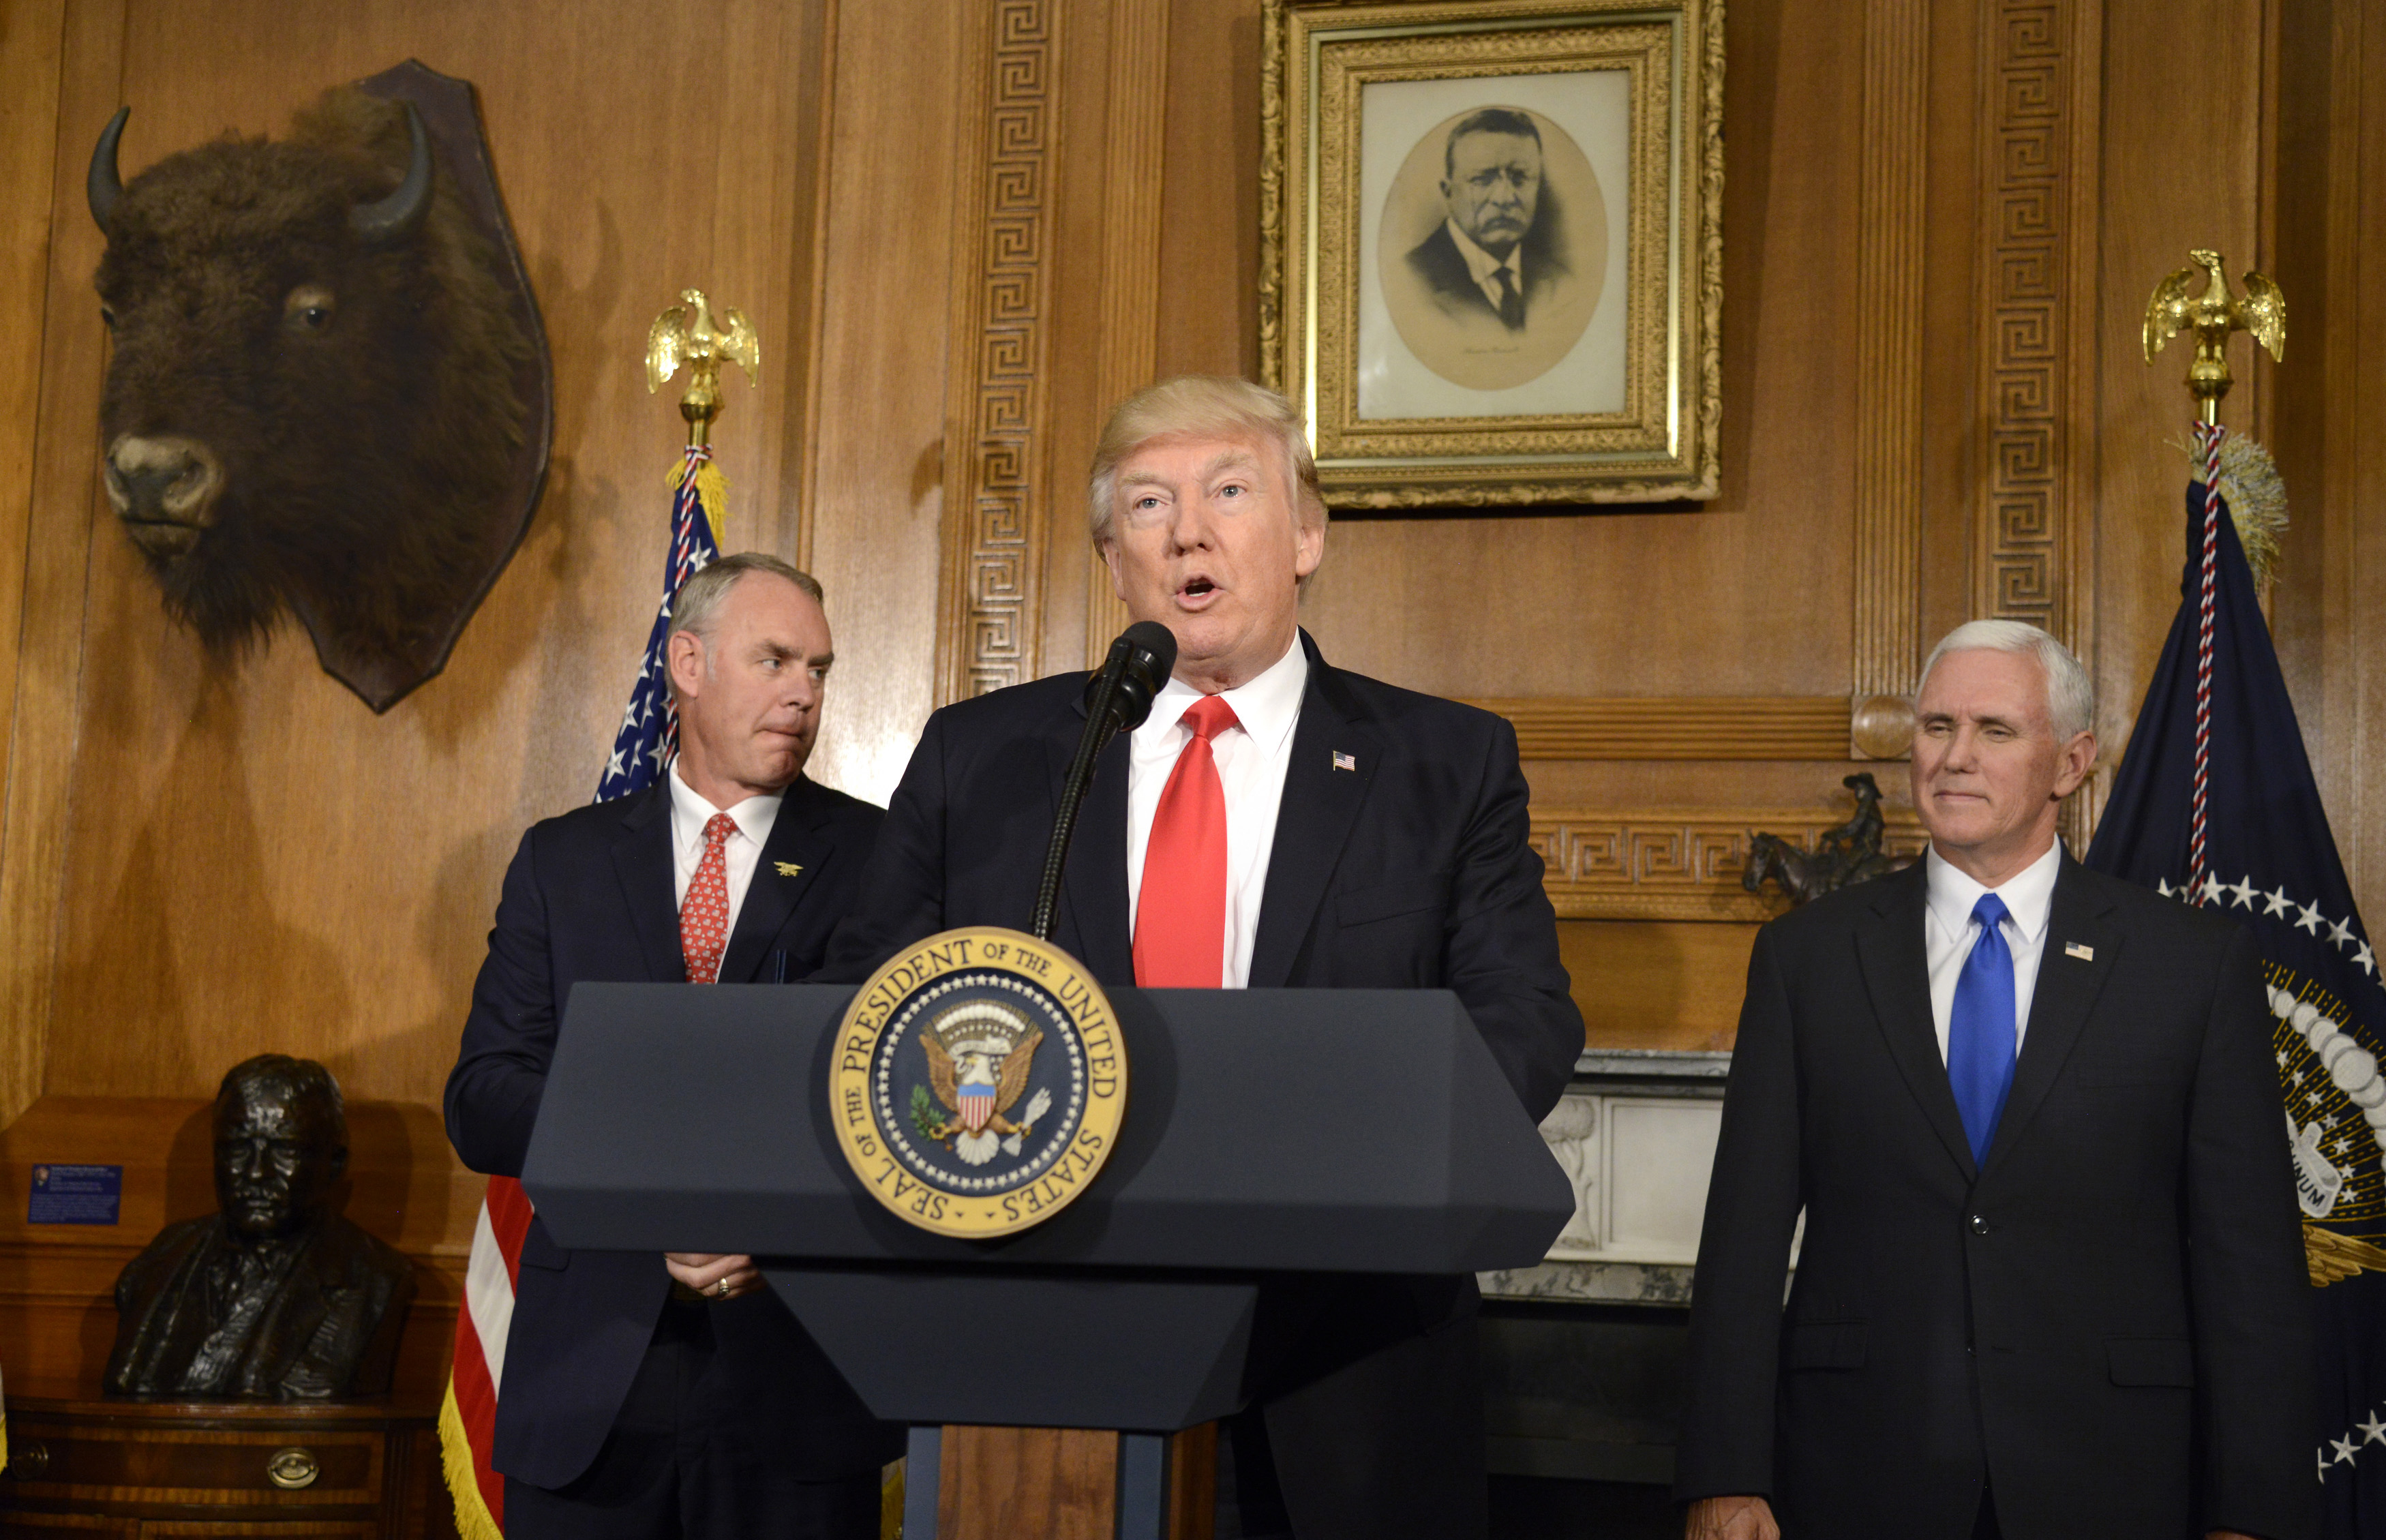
left=439, top=1376, right=505, bottom=1540
left=664, top=453, right=731, bottom=549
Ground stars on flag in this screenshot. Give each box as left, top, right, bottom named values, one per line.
left=2324, top=1409, right=2386, bottom=1484
left=596, top=447, right=722, bottom=804
left=2155, top=874, right=2379, bottom=980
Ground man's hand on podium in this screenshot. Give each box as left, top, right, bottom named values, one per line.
left=665, top=1252, right=761, bottom=1301
left=1685, top=1495, right=1778, bottom=1540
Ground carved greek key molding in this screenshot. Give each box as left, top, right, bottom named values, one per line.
left=1469, top=696, right=1854, bottom=761
left=1976, top=0, right=2072, bottom=641
left=1533, top=806, right=1929, bottom=922
left=939, top=0, right=1061, bottom=704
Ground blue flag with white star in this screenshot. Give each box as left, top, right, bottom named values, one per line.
left=2085, top=423, right=2386, bottom=1522
left=595, top=445, right=723, bottom=802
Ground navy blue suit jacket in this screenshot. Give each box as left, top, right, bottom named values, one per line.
left=1677, top=856, right=2315, bottom=1540
left=823, top=632, right=1582, bottom=1539
left=446, top=775, right=902, bottom=1492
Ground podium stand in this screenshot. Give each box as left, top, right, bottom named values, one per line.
left=524, top=982, right=1572, bottom=1538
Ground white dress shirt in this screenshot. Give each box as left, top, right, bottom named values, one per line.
left=1125, top=637, right=1309, bottom=988
left=1924, top=839, right=2062, bottom=1063
left=1445, top=217, right=1524, bottom=314
left=666, top=764, right=783, bottom=943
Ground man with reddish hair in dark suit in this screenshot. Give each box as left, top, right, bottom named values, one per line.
left=448, top=554, right=901, bottom=1540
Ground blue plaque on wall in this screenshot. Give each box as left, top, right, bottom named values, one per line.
left=29, top=1164, right=121, bottom=1225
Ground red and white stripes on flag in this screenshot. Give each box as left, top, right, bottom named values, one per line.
left=440, top=1174, right=532, bottom=1540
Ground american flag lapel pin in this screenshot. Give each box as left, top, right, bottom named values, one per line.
left=1332, top=751, right=1357, bottom=772
left=2064, top=941, right=2094, bottom=961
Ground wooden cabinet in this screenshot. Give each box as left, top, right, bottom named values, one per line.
left=0, top=1394, right=454, bottom=1539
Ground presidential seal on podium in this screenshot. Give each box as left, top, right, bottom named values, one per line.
left=830, top=928, right=1127, bottom=1238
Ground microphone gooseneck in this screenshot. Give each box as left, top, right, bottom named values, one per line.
left=1030, top=622, right=1177, bottom=942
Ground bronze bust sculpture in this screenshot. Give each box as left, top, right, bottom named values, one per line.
left=104, top=1055, right=414, bottom=1400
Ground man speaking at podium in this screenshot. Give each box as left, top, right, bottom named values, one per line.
left=827, top=376, right=1584, bottom=1540
left=449, top=554, right=901, bottom=1540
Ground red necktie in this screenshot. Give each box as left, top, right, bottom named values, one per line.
left=680, top=811, right=737, bottom=984
left=1134, top=695, right=1240, bottom=988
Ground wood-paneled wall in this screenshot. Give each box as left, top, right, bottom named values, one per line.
left=0, top=0, right=2378, bottom=1398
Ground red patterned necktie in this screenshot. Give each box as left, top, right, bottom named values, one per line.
left=1134, top=695, right=1240, bottom=988
left=680, top=811, right=737, bottom=984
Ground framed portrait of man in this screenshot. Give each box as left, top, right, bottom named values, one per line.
left=1262, top=0, right=1723, bottom=507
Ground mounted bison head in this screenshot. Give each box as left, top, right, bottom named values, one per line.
left=90, top=86, right=537, bottom=710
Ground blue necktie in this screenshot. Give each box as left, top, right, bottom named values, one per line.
left=1948, top=892, right=2017, bottom=1164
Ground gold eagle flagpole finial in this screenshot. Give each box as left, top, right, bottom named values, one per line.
left=645, top=288, right=759, bottom=448
left=2143, top=250, right=2283, bottom=424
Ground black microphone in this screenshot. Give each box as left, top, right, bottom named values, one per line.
left=1029, top=622, right=1177, bottom=942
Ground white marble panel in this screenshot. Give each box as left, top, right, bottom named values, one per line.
left=1603, top=1098, right=1723, bottom=1265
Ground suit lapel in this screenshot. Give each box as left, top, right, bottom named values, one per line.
left=1248, top=641, right=1380, bottom=989
left=719, top=779, right=834, bottom=984
left=1854, top=862, right=1978, bottom=1180
left=1050, top=711, right=1136, bottom=984
left=609, top=785, right=686, bottom=984
left=1980, top=854, right=2120, bottom=1174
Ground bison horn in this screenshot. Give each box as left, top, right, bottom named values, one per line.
left=88, top=106, right=128, bottom=232
left=350, top=100, right=433, bottom=245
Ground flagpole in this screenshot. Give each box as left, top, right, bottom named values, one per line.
left=439, top=291, right=766, bottom=1540
left=2141, top=252, right=2289, bottom=899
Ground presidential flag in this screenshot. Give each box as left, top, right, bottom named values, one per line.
left=437, top=444, right=726, bottom=1540
left=2085, top=421, right=2386, bottom=1526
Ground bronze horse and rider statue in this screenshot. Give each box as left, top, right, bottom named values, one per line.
left=1742, top=772, right=1914, bottom=907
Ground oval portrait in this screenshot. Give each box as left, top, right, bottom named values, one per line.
left=1376, top=105, right=1607, bottom=393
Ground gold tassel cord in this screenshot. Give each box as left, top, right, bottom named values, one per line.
left=663, top=454, right=732, bottom=548
left=2172, top=429, right=2289, bottom=591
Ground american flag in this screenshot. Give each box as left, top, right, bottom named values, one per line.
left=597, top=444, right=726, bottom=800
left=438, top=444, right=726, bottom=1539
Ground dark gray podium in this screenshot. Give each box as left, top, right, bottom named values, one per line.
left=522, top=982, right=1573, bottom=1539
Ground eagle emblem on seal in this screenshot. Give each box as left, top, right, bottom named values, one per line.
left=909, top=1000, right=1055, bottom=1166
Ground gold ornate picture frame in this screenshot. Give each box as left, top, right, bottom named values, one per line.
left=1262, top=0, right=1723, bottom=507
